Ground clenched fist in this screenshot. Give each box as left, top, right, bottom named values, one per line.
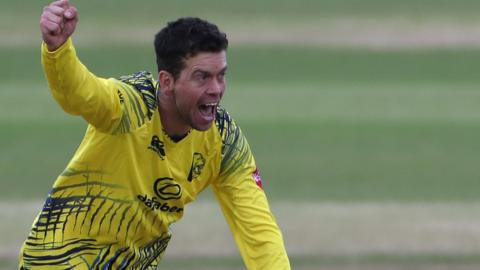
left=40, top=0, right=78, bottom=51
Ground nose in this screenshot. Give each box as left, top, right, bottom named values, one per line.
left=206, top=78, right=224, bottom=96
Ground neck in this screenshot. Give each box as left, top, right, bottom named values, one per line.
left=157, top=94, right=191, bottom=138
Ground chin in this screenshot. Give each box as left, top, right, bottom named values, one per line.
left=192, top=121, right=214, bottom=131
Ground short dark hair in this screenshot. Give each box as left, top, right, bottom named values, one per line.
left=154, top=17, right=228, bottom=79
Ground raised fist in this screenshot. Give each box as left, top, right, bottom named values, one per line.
left=40, top=0, right=78, bottom=51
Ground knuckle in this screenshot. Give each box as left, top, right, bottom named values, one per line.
left=51, top=15, right=61, bottom=23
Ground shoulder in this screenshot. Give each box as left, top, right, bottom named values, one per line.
left=215, top=106, right=244, bottom=148
left=118, top=71, right=157, bottom=93
left=214, top=106, right=253, bottom=176
left=118, top=71, right=158, bottom=119
left=214, top=105, right=235, bottom=139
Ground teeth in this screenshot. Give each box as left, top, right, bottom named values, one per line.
left=205, top=103, right=217, bottom=107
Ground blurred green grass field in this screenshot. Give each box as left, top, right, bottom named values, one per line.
left=3, top=45, right=480, bottom=201
left=3, top=0, right=480, bottom=269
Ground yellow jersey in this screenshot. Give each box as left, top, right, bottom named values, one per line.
left=19, top=39, right=290, bottom=270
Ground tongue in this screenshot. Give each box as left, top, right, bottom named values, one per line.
left=199, top=105, right=213, bottom=117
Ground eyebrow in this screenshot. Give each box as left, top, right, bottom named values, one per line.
left=192, top=66, right=228, bottom=76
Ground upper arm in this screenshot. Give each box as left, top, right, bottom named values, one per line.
left=41, top=39, right=157, bottom=133
left=212, top=107, right=290, bottom=269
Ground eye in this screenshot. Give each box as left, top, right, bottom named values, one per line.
left=194, top=72, right=209, bottom=83
left=218, top=72, right=227, bottom=81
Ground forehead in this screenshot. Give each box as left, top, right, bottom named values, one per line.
left=183, top=51, right=227, bottom=72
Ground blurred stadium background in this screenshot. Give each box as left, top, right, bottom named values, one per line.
left=3, top=0, right=480, bottom=269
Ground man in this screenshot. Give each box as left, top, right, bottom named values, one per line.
left=19, top=0, right=290, bottom=269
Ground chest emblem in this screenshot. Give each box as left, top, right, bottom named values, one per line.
left=148, top=135, right=166, bottom=159
left=137, top=177, right=184, bottom=213
left=188, top=152, right=206, bottom=182
left=154, top=177, right=182, bottom=200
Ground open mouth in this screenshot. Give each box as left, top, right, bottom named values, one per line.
left=198, top=103, right=217, bottom=118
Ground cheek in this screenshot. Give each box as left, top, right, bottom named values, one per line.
left=219, top=84, right=226, bottom=98
left=175, top=85, right=202, bottom=108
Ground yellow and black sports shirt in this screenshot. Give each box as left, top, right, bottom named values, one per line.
left=18, top=39, right=290, bottom=270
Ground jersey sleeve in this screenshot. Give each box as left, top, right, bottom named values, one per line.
left=41, top=38, right=156, bottom=134
left=212, top=108, right=291, bottom=270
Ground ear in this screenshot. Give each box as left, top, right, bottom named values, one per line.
left=158, top=71, right=175, bottom=96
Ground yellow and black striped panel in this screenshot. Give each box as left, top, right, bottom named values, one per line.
left=215, top=106, right=252, bottom=178
left=109, top=71, right=159, bottom=134
left=20, top=170, right=171, bottom=269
